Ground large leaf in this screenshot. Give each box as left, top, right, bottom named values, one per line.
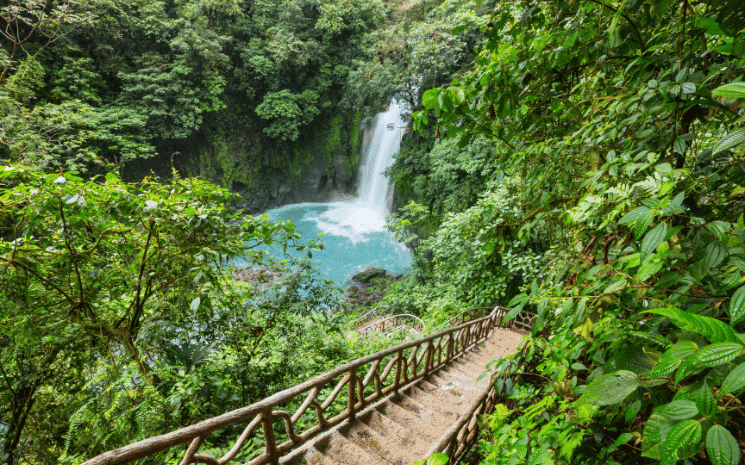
left=728, top=285, right=745, bottom=326
left=696, top=380, right=717, bottom=418
left=644, top=308, right=741, bottom=344
left=642, top=411, right=676, bottom=458
left=705, top=242, right=728, bottom=269
left=720, top=362, right=745, bottom=397
left=713, top=128, right=745, bottom=155
left=706, top=425, right=741, bottom=465
left=661, top=420, right=702, bottom=465
left=654, top=400, right=698, bottom=420
left=712, top=82, right=745, bottom=99
left=641, top=223, right=667, bottom=256
left=575, top=370, right=638, bottom=406
left=618, top=206, right=651, bottom=225
left=695, top=343, right=744, bottom=367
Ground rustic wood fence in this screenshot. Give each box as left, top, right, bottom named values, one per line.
left=83, top=306, right=516, bottom=465
left=357, top=313, right=425, bottom=336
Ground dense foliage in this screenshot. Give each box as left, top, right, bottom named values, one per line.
left=0, top=165, right=357, bottom=463
left=385, top=0, right=745, bottom=463
left=0, top=0, right=386, bottom=190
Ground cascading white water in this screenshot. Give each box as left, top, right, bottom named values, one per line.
left=257, top=99, right=412, bottom=283
left=315, top=99, right=408, bottom=241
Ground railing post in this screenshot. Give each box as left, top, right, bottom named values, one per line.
left=446, top=333, right=454, bottom=361
left=261, top=411, right=279, bottom=465
left=348, top=367, right=357, bottom=420
left=424, top=340, right=433, bottom=377
left=393, top=349, right=402, bottom=392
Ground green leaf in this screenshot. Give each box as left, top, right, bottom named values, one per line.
left=655, top=400, right=698, bottom=420
left=618, top=206, right=651, bottom=225
left=611, top=432, right=634, bottom=452
left=661, top=420, right=701, bottom=465
left=642, top=223, right=667, bottom=257
left=190, top=296, right=201, bottom=311
left=728, top=285, right=745, bottom=326
left=705, top=242, right=728, bottom=269
left=696, top=380, right=717, bottom=418
left=713, top=128, right=745, bottom=155
left=644, top=308, right=741, bottom=344
left=575, top=370, right=638, bottom=406
left=681, top=82, right=696, bottom=94
left=422, top=89, right=441, bottom=110
left=635, top=209, right=655, bottom=241
left=647, top=359, right=681, bottom=377
left=642, top=412, right=676, bottom=458
left=712, top=82, right=745, bottom=99
left=508, top=293, right=528, bottom=307
left=720, top=362, right=745, bottom=397
left=706, top=221, right=730, bottom=241
left=637, top=259, right=664, bottom=281
left=706, top=425, right=741, bottom=465
left=426, top=452, right=450, bottom=465
left=666, top=341, right=699, bottom=360
left=695, top=343, right=743, bottom=367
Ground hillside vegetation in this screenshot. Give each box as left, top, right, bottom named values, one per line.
left=382, top=0, right=745, bottom=463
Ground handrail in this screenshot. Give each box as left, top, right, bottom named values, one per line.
left=512, top=311, right=536, bottom=333
left=83, top=307, right=509, bottom=465
left=358, top=313, right=424, bottom=336
left=349, top=307, right=380, bottom=328
left=423, top=307, right=494, bottom=336
left=422, top=309, right=536, bottom=464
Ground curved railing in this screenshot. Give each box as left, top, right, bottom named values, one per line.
left=83, top=307, right=509, bottom=465
left=423, top=307, right=495, bottom=336
left=349, top=307, right=381, bottom=329
left=422, top=309, right=536, bottom=465
left=358, top=313, right=425, bottom=336
left=512, top=311, right=536, bottom=333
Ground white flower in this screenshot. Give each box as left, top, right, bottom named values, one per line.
left=145, top=200, right=158, bottom=210
left=4, top=166, right=15, bottom=171
left=54, top=176, right=66, bottom=184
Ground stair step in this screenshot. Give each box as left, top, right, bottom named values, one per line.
left=285, top=445, right=337, bottom=465
left=375, top=400, right=439, bottom=442
left=312, top=431, right=389, bottom=465
left=361, top=409, right=432, bottom=455
left=415, top=382, right=471, bottom=415
left=429, top=368, right=483, bottom=394
left=341, top=420, right=425, bottom=465
left=391, top=392, right=452, bottom=433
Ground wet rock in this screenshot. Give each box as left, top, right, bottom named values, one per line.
left=352, top=267, right=386, bottom=283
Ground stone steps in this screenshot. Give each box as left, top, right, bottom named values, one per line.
left=283, top=329, right=524, bottom=465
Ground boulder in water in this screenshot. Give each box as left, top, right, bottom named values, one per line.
left=352, top=267, right=386, bottom=283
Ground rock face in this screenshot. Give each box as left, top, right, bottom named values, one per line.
left=343, top=270, right=403, bottom=312
left=236, top=153, right=357, bottom=213
left=351, top=267, right=387, bottom=283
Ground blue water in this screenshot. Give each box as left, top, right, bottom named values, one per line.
left=246, top=99, right=412, bottom=285
left=261, top=202, right=412, bottom=284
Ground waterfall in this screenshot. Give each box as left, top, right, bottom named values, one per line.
left=256, top=99, right=412, bottom=283
left=357, top=99, right=408, bottom=212
left=314, top=99, right=409, bottom=242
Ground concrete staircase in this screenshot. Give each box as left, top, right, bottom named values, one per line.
left=282, top=328, right=524, bottom=465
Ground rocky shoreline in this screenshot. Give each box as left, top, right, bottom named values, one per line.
left=343, top=267, right=404, bottom=311
left=231, top=265, right=405, bottom=313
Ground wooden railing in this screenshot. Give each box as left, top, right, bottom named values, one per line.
left=358, top=313, right=424, bottom=336
left=423, top=310, right=536, bottom=465
left=512, top=311, right=536, bottom=333
left=423, top=307, right=495, bottom=336
left=349, top=307, right=380, bottom=328
left=82, top=307, right=509, bottom=465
